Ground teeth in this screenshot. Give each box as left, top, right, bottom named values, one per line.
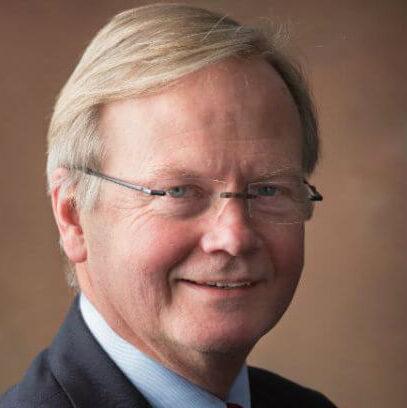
left=204, top=281, right=253, bottom=289
left=182, top=279, right=255, bottom=289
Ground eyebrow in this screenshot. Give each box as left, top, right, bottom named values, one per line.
left=141, top=165, right=304, bottom=182
left=142, top=165, right=203, bottom=180
left=254, top=167, right=304, bottom=180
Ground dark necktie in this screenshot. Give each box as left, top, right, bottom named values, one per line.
left=226, top=404, right=243, bottom=408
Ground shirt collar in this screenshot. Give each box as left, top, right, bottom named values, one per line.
left=79, top=293, right=251, bottom=408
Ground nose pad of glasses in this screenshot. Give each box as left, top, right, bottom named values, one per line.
left=219, top=192, right=257, bottom=199
left=218, top=191, right=257, bottom=219
left=214, top=192, right=254, bottom=221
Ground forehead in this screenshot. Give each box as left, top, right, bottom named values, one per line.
left=100, top=58, right=303, bottom=180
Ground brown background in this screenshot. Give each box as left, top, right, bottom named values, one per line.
left=1, top=1, right=406, bottom=407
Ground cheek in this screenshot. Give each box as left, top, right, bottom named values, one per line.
left=86, top=215, right=200, bottom=319
left=258, top=225, right=304, bottom=325
left=116, top=219, right=201, bottom=322
left=265, top=224, right=305, bottom=277
left=99, top=216, right=200, bottom=313
left=126, top=218, right=200, bottom=273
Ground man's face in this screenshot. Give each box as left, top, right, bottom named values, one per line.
left=78, top=58, right=305, bottom=362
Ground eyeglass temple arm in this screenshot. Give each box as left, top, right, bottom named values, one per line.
left=80, top=167, right=166, bottom=196
left=76, top=167, right=323, bottom=202
left=304, top=180, right=323, bottom=201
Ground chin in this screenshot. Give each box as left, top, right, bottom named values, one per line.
left=173, top=319, right=272, bottom=356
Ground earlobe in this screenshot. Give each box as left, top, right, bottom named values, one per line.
left=50, top=169, right=87, bottom=264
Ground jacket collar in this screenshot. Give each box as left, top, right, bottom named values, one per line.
left=48, top=296, right=151, bottom=408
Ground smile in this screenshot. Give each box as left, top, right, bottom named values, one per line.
left=180, top=279, right=256, bottom=290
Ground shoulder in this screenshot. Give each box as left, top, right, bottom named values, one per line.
left=0, top=349, right=72, bottom=408
left=248, top=366, right=337, bottom=408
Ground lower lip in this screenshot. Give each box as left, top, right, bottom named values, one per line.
left=177, top=280, right=259, bottom=297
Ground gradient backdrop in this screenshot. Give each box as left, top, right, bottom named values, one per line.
left=1, top=1, right=406, bottom=407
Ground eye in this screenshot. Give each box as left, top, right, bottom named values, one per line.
left=166, top=185, right=203, bottom=198
left=255, top=184, right=280, bottom=197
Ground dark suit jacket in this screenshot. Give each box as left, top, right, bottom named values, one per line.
left=1, top=298, right=336, bottom=407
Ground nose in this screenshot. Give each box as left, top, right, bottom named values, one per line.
left=200, top=199, right=262, bottom=256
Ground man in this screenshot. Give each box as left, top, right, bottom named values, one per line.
left=1, top=4, right=336, bottom=407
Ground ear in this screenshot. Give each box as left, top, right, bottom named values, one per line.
left=50, top=168, right=87, bottom=263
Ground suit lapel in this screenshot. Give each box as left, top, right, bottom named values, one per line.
left=249, top=367, right=291, bottom=408
left=48, top=296, right=152, bottom=408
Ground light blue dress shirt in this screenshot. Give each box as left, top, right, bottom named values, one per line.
left=79, top=293, right=251, bottom=408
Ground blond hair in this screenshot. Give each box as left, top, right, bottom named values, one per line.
left=46, top=3, right=319, bottom=287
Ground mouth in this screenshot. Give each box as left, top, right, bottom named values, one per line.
left=178, top=279, right=257, bottom=290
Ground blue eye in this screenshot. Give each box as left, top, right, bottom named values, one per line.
left=167, top=186, right=188, bottom=198
left=166, top=185, right=204, bottom=198
left=256, top=185, right=279, bottom=196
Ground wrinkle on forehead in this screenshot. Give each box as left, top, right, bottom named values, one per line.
left=128, top=141, right=302, bottom=185
left=100, top=57, right=302, bottom=180
left=102, top=58, right=298, bottom=136
left=141, top=161, right=303, bottom=183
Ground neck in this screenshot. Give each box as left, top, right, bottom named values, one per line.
left=112, top=318, right=250, bottom=399
left=78, top=276, right=251, bottom=399
left=149, top=346, right=249, bottom=399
